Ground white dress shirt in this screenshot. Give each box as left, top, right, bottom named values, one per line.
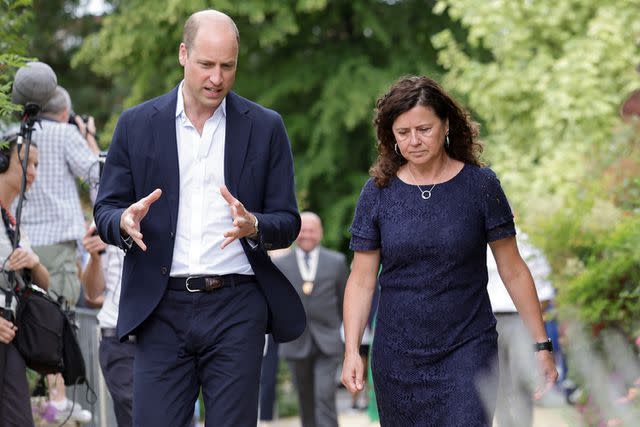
left=294, top=246, right=319, bottom=282
left=170, top=81, right=254, bottom=276
left=487, top=231, right=555, bottom=313
left=95, top=245, right=125, bottom=328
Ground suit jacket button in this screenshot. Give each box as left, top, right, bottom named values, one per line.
left=169, top=232, right=175, bottom=239
left=160, top=266, right=168, bottom=275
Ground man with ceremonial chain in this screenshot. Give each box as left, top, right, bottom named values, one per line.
left=274, top=212, right=349, bottom=427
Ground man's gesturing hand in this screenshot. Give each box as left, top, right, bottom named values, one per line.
left=220, top=185, right=258, bottom=250
left=119, top=189, right=162, bottom=251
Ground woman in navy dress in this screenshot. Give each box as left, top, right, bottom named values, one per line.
left=340, top=76, right=558, bottom=426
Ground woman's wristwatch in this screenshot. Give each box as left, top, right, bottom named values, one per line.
left=534, top=338, right=553, bottom=352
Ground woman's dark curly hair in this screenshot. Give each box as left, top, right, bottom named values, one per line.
left=0, top=134, right=38, bottom=174
left=370, top=75, right=483, bottom=187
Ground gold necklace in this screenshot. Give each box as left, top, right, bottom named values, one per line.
left=407, top=157, right=448, bottom=200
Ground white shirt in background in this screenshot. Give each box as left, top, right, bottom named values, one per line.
left=487, top=231, right=555, bottom=313
left=96, top=245, right=125, bottom=329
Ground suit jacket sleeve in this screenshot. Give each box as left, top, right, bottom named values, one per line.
left=93, top=110, right=136, bottom=248
left=251, top=113, right=300, bottom=251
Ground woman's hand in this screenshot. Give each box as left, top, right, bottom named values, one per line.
left=341, top=352, right=366, bottom=393
left=6, top=248, right=40, bottom=271
left=0, top=317, right=17, bottom=344
left=534, top=350, right=559, bottom=400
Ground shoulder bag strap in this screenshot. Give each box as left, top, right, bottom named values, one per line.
left=0, top=207, right=16, bottom=426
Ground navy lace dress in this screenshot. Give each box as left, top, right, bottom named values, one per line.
left=349, top=164, right=516, bottom=426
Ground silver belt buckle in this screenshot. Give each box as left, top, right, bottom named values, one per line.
left=185, top=276, right=202, bottom=293
left=184, top=275, right=224, bottom=292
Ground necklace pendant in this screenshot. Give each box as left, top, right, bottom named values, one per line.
left=421, top=189, right=432, bottom=200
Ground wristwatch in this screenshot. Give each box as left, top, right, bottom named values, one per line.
left=534, top=338, right=553, bottom=352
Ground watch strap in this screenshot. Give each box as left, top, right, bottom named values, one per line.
left=534, top=338, right=553, bottom=352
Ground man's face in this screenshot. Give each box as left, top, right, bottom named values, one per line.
left=296, top=215, right=323, bottom=252
left=178, top=22, right=238, bottom=114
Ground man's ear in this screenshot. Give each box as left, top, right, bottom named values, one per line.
left=179, top=43, right=188, bottom=66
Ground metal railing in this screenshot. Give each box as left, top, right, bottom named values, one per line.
left=68, top=308, right=116, bottom=427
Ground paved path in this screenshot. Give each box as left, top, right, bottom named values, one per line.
left=265, top=388, right=581, bottom=427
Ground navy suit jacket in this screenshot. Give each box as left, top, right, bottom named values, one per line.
left=94, top=87, right=306, bottom=343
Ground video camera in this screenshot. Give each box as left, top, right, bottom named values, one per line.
left=68, top=111, right=90, bottom=128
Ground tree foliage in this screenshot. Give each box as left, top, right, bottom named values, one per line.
left=0, top=0, right=33, bottom=121
left=74, top=0, right=458, bottom=251
left=24, top=0, right=119, bottom=144
left=432, top=0, right=640, bottom=333
left=432, top=0, right=640, bottom=219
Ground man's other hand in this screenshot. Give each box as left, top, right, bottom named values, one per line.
left=220, top=185, right=257, bottom=249
left=120, top=189, right=162, bottom=251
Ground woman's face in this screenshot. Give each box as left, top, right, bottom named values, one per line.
left=6, top=145, right=39, bottom=192
left=392, top=105, right=448, bottom=166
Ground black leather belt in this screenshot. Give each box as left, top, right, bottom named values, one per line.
left=168, top=274, right=256, bottom=292
left=100, top=327, right=135, bottom=343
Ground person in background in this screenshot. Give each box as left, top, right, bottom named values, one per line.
left=80, top=223, right=132, bottom=426
left=12, top=85, right=99, bottom=423
left=258, top=248, right=292, bottom=426
left=0, top=135, right=49, bottom=426
left=341, top=75, right=558, bottom=426
left=275, top=212, right=349, bottom=427
left=15, top=85, right=100, bottom=306
left=487, top=231, right=555, bottom=427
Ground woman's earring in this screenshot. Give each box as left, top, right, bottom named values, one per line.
left=394, top=143, right=400, bottom=156
left=445, top=134, right=450, bottom=150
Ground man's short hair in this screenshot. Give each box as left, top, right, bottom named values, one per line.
left=183, top=9, right=240, bottom=51
left=42, top=86, right=71, bottom=115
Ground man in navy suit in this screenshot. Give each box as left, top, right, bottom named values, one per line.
left=94, top=9, right=306, bottom=427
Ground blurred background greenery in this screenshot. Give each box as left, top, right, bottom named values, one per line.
left=2, top=1, right=639, bottom=423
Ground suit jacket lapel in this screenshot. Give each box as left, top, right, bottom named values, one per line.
left=224, top=92, right=252, bottom=196
left=151, top=87, right=180, bottom=232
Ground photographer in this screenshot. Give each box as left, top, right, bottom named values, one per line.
left=13, top=85, right=98, bottom=423
left=81, top=224, right=133, bottom=426
left=0, top=135, right=50, bottom=427
left=70, top=111, right=99, bottom=153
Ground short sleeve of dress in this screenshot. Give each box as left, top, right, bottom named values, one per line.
left=481, top=168, right=516, bottom=242
left=349, top=178, right=381, bottom=251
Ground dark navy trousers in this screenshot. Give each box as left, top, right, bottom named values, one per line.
left=133, top=280, right=268, bottom=427
left=99, top=336, right=135, bottom=427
